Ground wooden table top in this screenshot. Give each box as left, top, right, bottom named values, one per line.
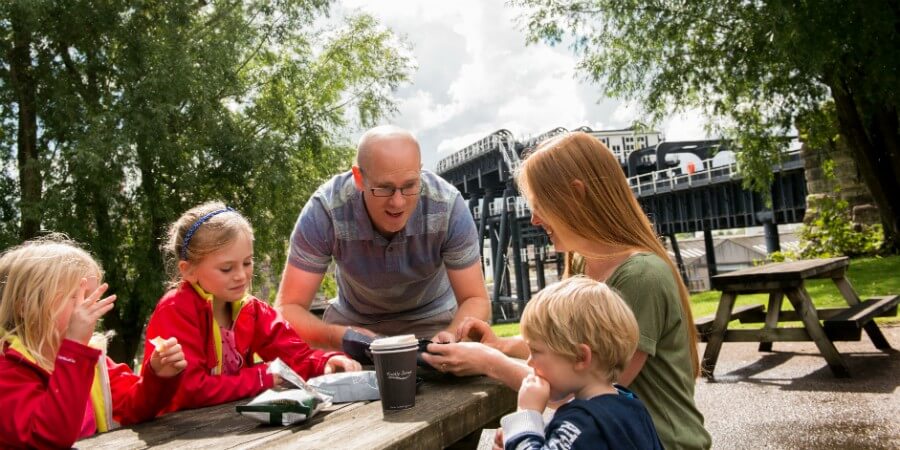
left=710, top=257, right=849, bottom=291
left=77, top=372, right=515, bottom=450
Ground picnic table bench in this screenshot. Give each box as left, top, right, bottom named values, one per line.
left=696, top=257, right=898, bottom=379
left=77, top=372, right=515, bottom=449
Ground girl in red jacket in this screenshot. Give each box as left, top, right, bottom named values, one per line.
left=0, top=237, right=187, bottom=448
left=144, top=202, right=360, bottom=412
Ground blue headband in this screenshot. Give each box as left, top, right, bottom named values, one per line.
left=180, top=207, right=234, bottom=260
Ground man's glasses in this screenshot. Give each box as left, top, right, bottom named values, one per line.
left=369, top=185, right=422, bottom=197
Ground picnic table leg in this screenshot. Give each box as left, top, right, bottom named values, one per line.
left=758, top=292, right=783, bottom=352
left=833, top=277, right=892, bottom=349
left=701, top=291, right=737, bottom=380
left=784, top=287, right=851, bottom=378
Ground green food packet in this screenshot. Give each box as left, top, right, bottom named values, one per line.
left=236, top=389, right=320, bottom=426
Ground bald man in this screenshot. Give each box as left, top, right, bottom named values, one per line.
left=277, top=125, right=491, bottom=351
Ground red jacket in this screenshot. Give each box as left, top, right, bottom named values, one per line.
left=144, top=281, right=341, bottom=412
left=0, top=338, right=180, bottom=449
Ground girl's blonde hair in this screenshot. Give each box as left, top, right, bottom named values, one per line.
left=516, top=131, right=701, bottom=378
left=163, top=201, right=254, bottom=285
left=0, top=235, right=102, bottom=370
left=521, top=277, right=639, bottom=383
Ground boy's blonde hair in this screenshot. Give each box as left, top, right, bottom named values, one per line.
left=163, top=201, right=254, bottom=285
left=521, top=276, right=639, bottom=383
left=0, top=235, right=103, bottom=370
left=517, top=131, right=700, bottom=378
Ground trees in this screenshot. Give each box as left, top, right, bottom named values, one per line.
left=0, top=0, right=413, bottom=362
left=514, top=0, right=900, bottom=252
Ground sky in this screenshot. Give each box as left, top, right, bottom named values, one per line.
left=336, top=0, right=712, bottom=171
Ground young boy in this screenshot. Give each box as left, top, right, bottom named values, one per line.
left=500, top=276, right=663, bottom=450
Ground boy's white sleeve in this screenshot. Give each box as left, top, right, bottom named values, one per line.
left=501, top=410, right=546, bottom=445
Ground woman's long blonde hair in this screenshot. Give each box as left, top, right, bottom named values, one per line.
left=517, top=132, right=700, bottom=377
left=0, top=236, right=102, bottom=371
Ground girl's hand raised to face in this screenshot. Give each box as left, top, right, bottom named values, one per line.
left=149, top=337, right=188, bottom=378
left=64, top=279, right=117, bottom=345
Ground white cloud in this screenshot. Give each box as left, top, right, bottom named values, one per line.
left=335, top=0, right=712, bottom=169
left=612, top=102, right=640, bottom=125
left=662, top=109, right=715, bottom=141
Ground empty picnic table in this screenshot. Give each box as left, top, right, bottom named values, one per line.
left=697, top=257, right=898, bottom=379
left=77, top=372, right=515, bottom=449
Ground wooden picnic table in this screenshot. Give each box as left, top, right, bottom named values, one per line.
left=698, top=256, right=898, bottom=379
left=77, top=372, right=515, bottom=449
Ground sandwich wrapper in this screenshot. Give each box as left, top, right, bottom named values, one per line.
left=236, top=358, right=332, bottom=426
left=308, top=371, right=380, bottom=402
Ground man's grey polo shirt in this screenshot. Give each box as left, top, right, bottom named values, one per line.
left=288, top=169, right=481, bottom=325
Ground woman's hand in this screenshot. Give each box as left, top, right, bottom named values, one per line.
left=517, top=374, right=550, bottom=412
left=149, top=337, right=187, bottom=378
left=421, top=341, right=504, bottom=376
left=65, top=279, right=116, bottom=345
left=455, top=317, right=498, bottom=345
left=325, top=355, right=362, bottom=374
left=423, top=342, right=531, bottom=391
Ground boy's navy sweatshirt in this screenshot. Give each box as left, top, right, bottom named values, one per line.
left=501, top=386, right=663, bottom=450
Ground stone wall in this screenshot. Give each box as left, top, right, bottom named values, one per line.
left=801, top=140, right=879, bottom=225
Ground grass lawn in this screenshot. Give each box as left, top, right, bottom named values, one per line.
left=491, top=255, right=900, bottom=336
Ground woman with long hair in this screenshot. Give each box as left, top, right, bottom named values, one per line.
left=422, top=132, right=711, bottom=449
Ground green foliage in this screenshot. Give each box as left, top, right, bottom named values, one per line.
left=490, top=322, right=523, bottom=338
left=799, top=196, right=883, bottom=258
left=767, top=250, right=793, bottom=263
left=0, top=0, right=414, bottom=362
left=320, top=272, right=338, bottom=299
left=513, top=0, right=900, bottom=250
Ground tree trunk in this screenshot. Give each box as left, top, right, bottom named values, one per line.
left=829, top=80, right=900, bottom=254
left=9, top=18, right=42, bottom=240
left=103, top=139, right=169, bottom=364
left=89, top=190, right=142, bottom=365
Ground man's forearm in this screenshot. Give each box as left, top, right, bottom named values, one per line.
left=279, top=303, right=346, bottom=350
left=446, top=296, right=491, bottom=334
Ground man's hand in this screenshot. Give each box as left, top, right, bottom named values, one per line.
left=455, top=317, right=498, bottom=344
left=149, top=337, right=187, bottom=378
left=517, top=374, right=550, bottom=412
left=431, top=330, right=456, bottom=344
left=325, top=355, right=362, bottom=374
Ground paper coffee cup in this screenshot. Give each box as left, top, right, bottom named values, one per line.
left=370, top=335, right=418, bottom=411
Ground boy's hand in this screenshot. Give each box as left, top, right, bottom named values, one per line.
left=65, top=279, right=116, bottom=345
left=325, top=355, right=362, bottom=374
left=517, top=374, right=550, bottom=412
left=493, top=428, right=504, bottom=450
left=149, top=337, right=187, bottom=378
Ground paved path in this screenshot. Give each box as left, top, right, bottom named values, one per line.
left=696, top=325, right=900, bottom=449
